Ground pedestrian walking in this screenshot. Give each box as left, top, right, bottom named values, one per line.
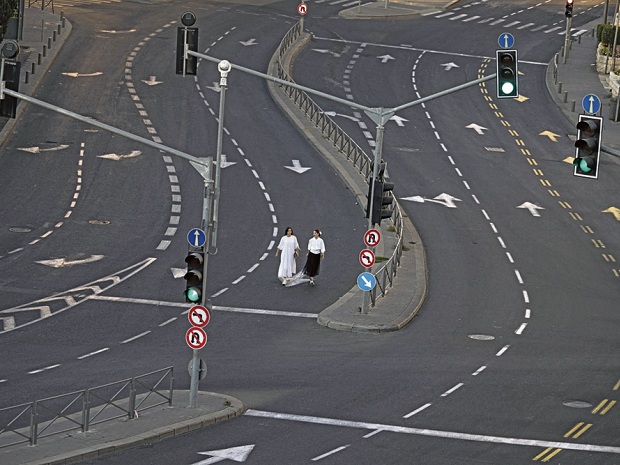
left=302, top=229, right=325, bottom=286
left=275, top=226, right=300, bottom=285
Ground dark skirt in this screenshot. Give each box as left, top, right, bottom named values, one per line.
left=303, top=252, right=321, bottom=277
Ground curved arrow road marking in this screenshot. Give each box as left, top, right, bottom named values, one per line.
left=603, top=206, right=620, bottom=221
left=62, top=72, right=104, bottom=78
left=98, top=150, right=141, bottom=161
left=17, top=144, right=70, bottom=153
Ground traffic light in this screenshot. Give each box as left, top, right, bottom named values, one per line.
left=496, top=50, right=518, bottom=99
left=573, top=115, right=602, bottom=179
left=565, top=0, right=573, bottom=18
left=366, top=178, right=394, bottom=225
left=0, top=59, right=20, bottom=118
left=176, top=27, right=198, bottom=75
left=184, top=251, right=204, bottom=303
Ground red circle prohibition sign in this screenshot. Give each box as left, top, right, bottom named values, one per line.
left=188, top=305, right=210, bottom=328
left=186, top=327, right=207, bottom=350
left=359, top=249, right=375, bottom=268
left=298, top=3, right=307, bottom=15
left=364, top=229, right=381, bottom=247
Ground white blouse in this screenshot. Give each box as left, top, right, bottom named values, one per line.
left=307, top=237, right=325, bottom=254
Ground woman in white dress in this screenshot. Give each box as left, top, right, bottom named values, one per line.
left=275, top=226, right=300, bottom=285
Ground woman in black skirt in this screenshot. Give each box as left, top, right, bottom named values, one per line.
left=302, top=229, right=325, bottom=285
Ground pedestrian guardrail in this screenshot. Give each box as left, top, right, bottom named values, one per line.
left=274, top=23, right=404, bottom=306
left=0, top=366, right=173, bottom=448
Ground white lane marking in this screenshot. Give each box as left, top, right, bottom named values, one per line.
left=441, top=383, right=464, bottom=397
left=515, top=323, right=528, bottom=335
left=78, top=348, right=109, bottom=359
left=523, top=290, right=530, bottom=303
left=159, top=317, right=177, bottom=327
left=496, top=345, right=510, bottom=357
left=244, top=410, right=620, bottom=454
left=28, top=364, right=61, bottom=375
left=403, top=403, right=432, bottom=418
left=311, top=445, right=349, bottom=461
left=514, top=269, right=523, bottom=284
left=472, top=366, right=486, bottom=376
left=363, top=429, right=384, bottom=438
left=87, top=295, right=319, bottom=318
left=120, top=331, right=151, bottom=344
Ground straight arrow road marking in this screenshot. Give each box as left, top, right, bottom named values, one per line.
left=98, top=150, right=141, bottom=160
left=603, top=207, right=620, bottom=221
left=517, top=202, right=544, bottom=217
left=312, top=49, right=340, bottom=57
left=193, top=445, right=255, bottom=464
left=141, top=76, right=162, bottom=86
left=285, top=160, right=311, bottom=174
left=400, top=193, right=462, bottom=208
left=17, top=144, right=70, bottom=153
left=441, top=62, right=459, bottom=71
left=377, top=54, right=395, bottom=63
left=390, top=115, right=408, bottom=127
left=466, top=123, right=488, bottom=135
left=539, top=130, right=560, bottom=142
left=239, top=38, right=257, bottom=46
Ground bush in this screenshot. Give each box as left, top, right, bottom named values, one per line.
left=0, top=0, right=18, bottom=42
left=598, top=23, right=620, bottom=46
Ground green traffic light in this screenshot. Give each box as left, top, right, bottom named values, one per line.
left=501, top=81, right=515, bottom=96
left=575, top=158, right=593, bottom=173
left=186, top=288, right=201, bottom=302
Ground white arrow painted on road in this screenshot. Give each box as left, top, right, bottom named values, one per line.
left=517, top=202, right=544, bottom=217
left=141, top=76, right=162, bottom=86
left=98, top=150, right=141, bottom=161
left=239, top=38, right=257, bottom=46
left=390, top=115, right=409, bottom=127
left=62, top=72, right=103, bottom=78
left=400, top=193, right=462, bottom=208
left=192, top=445, right=255, bottom=464
left=441, top=62, right=459, bottom=71
left=312, top=48, right=341, bottom=57
left=323, top=111, right=360, bottom=122
left=171, top=268, right=186, bottom=279
left=214, top=154, right=236, bottom=169
left=377, top=54, right=395, bottom=63
left=36, top=255, right=105, bottom=268
left=207, top=82, right=222, bottom=92
left=17, top=144, right=70, bottom=153
left=285, top=160, right=311, bottom=174
left=465, top=123, right=488, bottom=135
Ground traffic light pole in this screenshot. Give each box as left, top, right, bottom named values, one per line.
left=563, top=15, right=572, bottom=63
left=361, top=110, right=390, bottom=314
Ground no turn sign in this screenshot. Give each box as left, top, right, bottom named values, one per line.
left=364, top=229, right=381, bottom=248
left=188, top=305, right=210, bottom=327
left=186, top=327, right=207, bottom=350
left=359, top=249, right=375, bottom=268
left=298, top=3, right=307, bottom=15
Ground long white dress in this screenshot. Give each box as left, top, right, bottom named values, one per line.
left=277, top=235, right=299, bottom=282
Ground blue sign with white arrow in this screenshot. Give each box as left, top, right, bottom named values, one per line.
left=498, top=32, right=515, bottom=49
left=187, top=228, right=206, bottom=248
left=357, top=272, right=377, bottom=291
left=582, top=94, right=601, bottom=115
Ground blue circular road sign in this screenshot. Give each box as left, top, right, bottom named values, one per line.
left=187, top=228, right=206, bottom=248
left=498, top=33, right=515, bottom=49
left=582, top=94, right=601, bottom=115
left=357, top=272, right=377, bottom=291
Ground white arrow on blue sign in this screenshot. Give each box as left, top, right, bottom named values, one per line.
left=498, top=32, right=515, bottom=49
left=187, top=228, right=206, bottom=248
left=357, top=272, right=377, bottom=291
left=582, top=94, right=601, bottom=115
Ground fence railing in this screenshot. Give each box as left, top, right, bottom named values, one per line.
left=274, top=23, right=404, bottom=306
left=0, top=366, right=173, bottom=448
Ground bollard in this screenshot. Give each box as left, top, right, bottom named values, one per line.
left=48, top=38, right=52, bottom=49
left=558, top=82, right=563, bottom=94
left=62, top=16, right=66, bottom=28
left=578, top=34, right=582, bottom=44
left=563, top=91, right=568, bottom=103
left=37, top=53, right=41, bottom=65
left=53, top=31, right=56, bottom=42
left=571, top=100, right=576, bottom=112
left=31, top=62, right=35, bottom=75
left=616, top=98, right=620, bottom=122
left=25, top=71, right=29, bottom=84
left=42, top=45, right=46, bottom=57
left=57, top=24, right=61, bottom=35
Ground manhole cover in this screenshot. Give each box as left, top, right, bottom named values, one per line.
left=563, top=400, right=593, bottom=409
left=89, top=220, right=111, bottom=225
left=9, top=227, right=32, bottom=233
left=468, top=334, right=495, bottom=341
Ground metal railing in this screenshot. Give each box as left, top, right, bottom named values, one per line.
left=0, top=366, right=173, bottom=448
left=274, top=23, right=404, bottom=305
